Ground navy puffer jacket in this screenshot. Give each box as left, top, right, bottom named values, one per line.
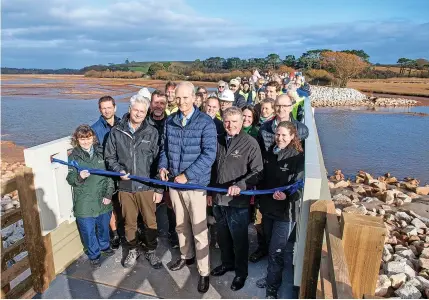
left=158, top=107, right=217, bottom=187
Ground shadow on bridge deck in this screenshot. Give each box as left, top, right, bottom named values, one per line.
left=34, top=223, right=297, bottom=299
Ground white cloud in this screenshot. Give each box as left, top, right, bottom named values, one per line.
left=1, top=0, right=428, bottom=68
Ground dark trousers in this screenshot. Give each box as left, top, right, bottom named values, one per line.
left=119, top=191, right=157, bottom=250
left=213, top=205, right=250, bottom=277
left=76, top=211, right=112, bottom=260
left=263, top=215, right=295, bottom=290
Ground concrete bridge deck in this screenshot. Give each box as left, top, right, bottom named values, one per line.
left=34, top=226, right=297, bottom=299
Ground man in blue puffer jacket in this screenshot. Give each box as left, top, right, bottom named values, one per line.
left=158, top=81, right=217, bottom=294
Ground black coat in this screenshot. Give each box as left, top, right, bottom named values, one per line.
left=211, top=131, right=263, bottom=207
left=213, top=117, right=226, bottom=135
left=104, top=114, right=162, bottom=193
left=258, top=145, right=304, bottom=222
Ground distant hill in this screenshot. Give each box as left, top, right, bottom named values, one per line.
left=1, top=61, right=193, bottom=75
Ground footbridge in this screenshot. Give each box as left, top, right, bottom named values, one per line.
left=1, top=96, right=384, bottom=299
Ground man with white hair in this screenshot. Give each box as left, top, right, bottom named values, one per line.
left=159, top=81, right=217, bottom=293
left=105, top=94, right=164, bottom=269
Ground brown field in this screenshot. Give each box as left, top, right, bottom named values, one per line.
left=348, top=77, right=429, bottom=98
left=0, top=74, right=216, bottom=101
left=373, top=66, right=423, bottom=76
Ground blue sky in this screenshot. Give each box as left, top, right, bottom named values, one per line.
left=1, top=0, right=428, bottom=69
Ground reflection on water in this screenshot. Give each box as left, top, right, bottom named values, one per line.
left=2, top=87, right=428, bottom=181
left=315, top=107, right=429, bottom=182
left=1, top=97, right=132, bottom=147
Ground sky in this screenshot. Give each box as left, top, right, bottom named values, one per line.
left=1, top=0, right=429, bottom=69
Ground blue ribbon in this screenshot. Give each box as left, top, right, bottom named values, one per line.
left=52, top=158, right=304, bottom=196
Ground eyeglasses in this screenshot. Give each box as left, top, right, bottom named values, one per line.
left=230, top=84, right=236, bottom=88
left=275, top=104, right=293, bottom=109
left=218, top=86, right=225, bottom=88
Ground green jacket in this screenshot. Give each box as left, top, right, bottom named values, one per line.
left=66, top=146, right=114, bottom=218
left=243, top=125, right=259, bottom=138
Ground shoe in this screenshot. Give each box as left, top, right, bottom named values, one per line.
left=249, top=248, right=267, bottom=263
left=170, top=240, right=179, bottom=249
left=123, top=248, right=140, bottom=268
left=210, top=265, right=234, bottom=276
left=256, top=277, right=267, bottom=288
left=90, top=258, right=101, bottom=268
left=145, top=250, right=162, bottom=269
left=102, top=248, right=115, bottom=257
left=168, top=257, right=195, bottom=271
left=197, top=275, right=209, bottom=293
left=231, top=276, right=246, bottom=291
left=266, top=287, right=278, bottom=299
left=111, top=234, right=120, bottom=250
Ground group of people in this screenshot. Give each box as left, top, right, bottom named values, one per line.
left=66, top=74, right=309, bottom=299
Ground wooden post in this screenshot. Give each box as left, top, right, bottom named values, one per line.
left=15, top=167, right=56, bottom=293
left=300, top=200, right=329, bottom=298
left=325, top=202, right=353, bottom=299
left=341, top=213, right=386, bottom=298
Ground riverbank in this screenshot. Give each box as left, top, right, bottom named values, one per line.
left=310, top=86, right=421, bottom=107
left=329, top=170, right=429, bottom=299
left=1, top=74, right=216, bottom=100
left=348, top=78, right=429, bottom=98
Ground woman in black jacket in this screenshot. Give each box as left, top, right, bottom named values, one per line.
left=256, top=121, right=304, bottom=299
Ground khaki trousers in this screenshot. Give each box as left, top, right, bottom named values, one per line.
left=119, top=191, right=157, bottom=249
left=169, top=188, right=209, bottom=276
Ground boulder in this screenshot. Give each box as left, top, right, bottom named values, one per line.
left=333, top=180, right=350, bottom=188
left=415, top=186, right=429, bottom=196
left=385, top=244, right=394, bottom=254
left=403, top=226, right=418, bottom=237
left=396, top=212, right=413, bottom=223
left=364, top=172, right=373, bottom=185
left=343, top=205, right=367, bottom=215
left=385, top=177, right=398, bottom=184
left=383, top=246, right=393, bottom=262
left=397, top=249, right=416, bottom=260
left=394, top=282, right=421, bottom=299
left=375, top=274, right=392, bottom=297
left=396, top=192, right=412, bottom=203
left=332, top=194, right=352, bottom=204
left=382, top=190, right=396, bottom=204
left=421, top=248, right=429, bottom=259
left=419, top=258, right=429, bottom=270
left=389, top=273, right=407, bottom=289
left=406, top=192, right=420, bottom=200
left=371, top=181, right=387, bottom=192
left=352, top=185, right=366, bottom=195
left=416, top=276, right=429, bottom=290
left=411, top=218, right=427, bottom=229
left=395, top=245, right=408, bottom=252
left=385, top=261, right=416, bottom=279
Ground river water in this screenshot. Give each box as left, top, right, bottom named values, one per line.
left=1, top=86, right=428, bottom=182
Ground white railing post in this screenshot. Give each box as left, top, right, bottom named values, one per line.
left=293, top=97, right=331, bottom=286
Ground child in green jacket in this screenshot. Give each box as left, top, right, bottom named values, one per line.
left=66, top=125, right=115, bottom=268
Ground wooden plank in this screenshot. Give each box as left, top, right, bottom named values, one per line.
left=341, top=213, right=387, bottom=298
left=15, top=167, right=56, bottom=293
left=319, top=244, right=333, bottom=299
left=1, top=208, right=22, bottom=228
left=1, top=239, right=27, bottom=267
left=1, top=257, right=29, bottom=287
left=300, top=200, right=329, bottom=299
left=1, top=178, right=17, bottom=197
left=325, top=202, right=353, bottom=299
left=5, top=275, right=34, bottom=299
